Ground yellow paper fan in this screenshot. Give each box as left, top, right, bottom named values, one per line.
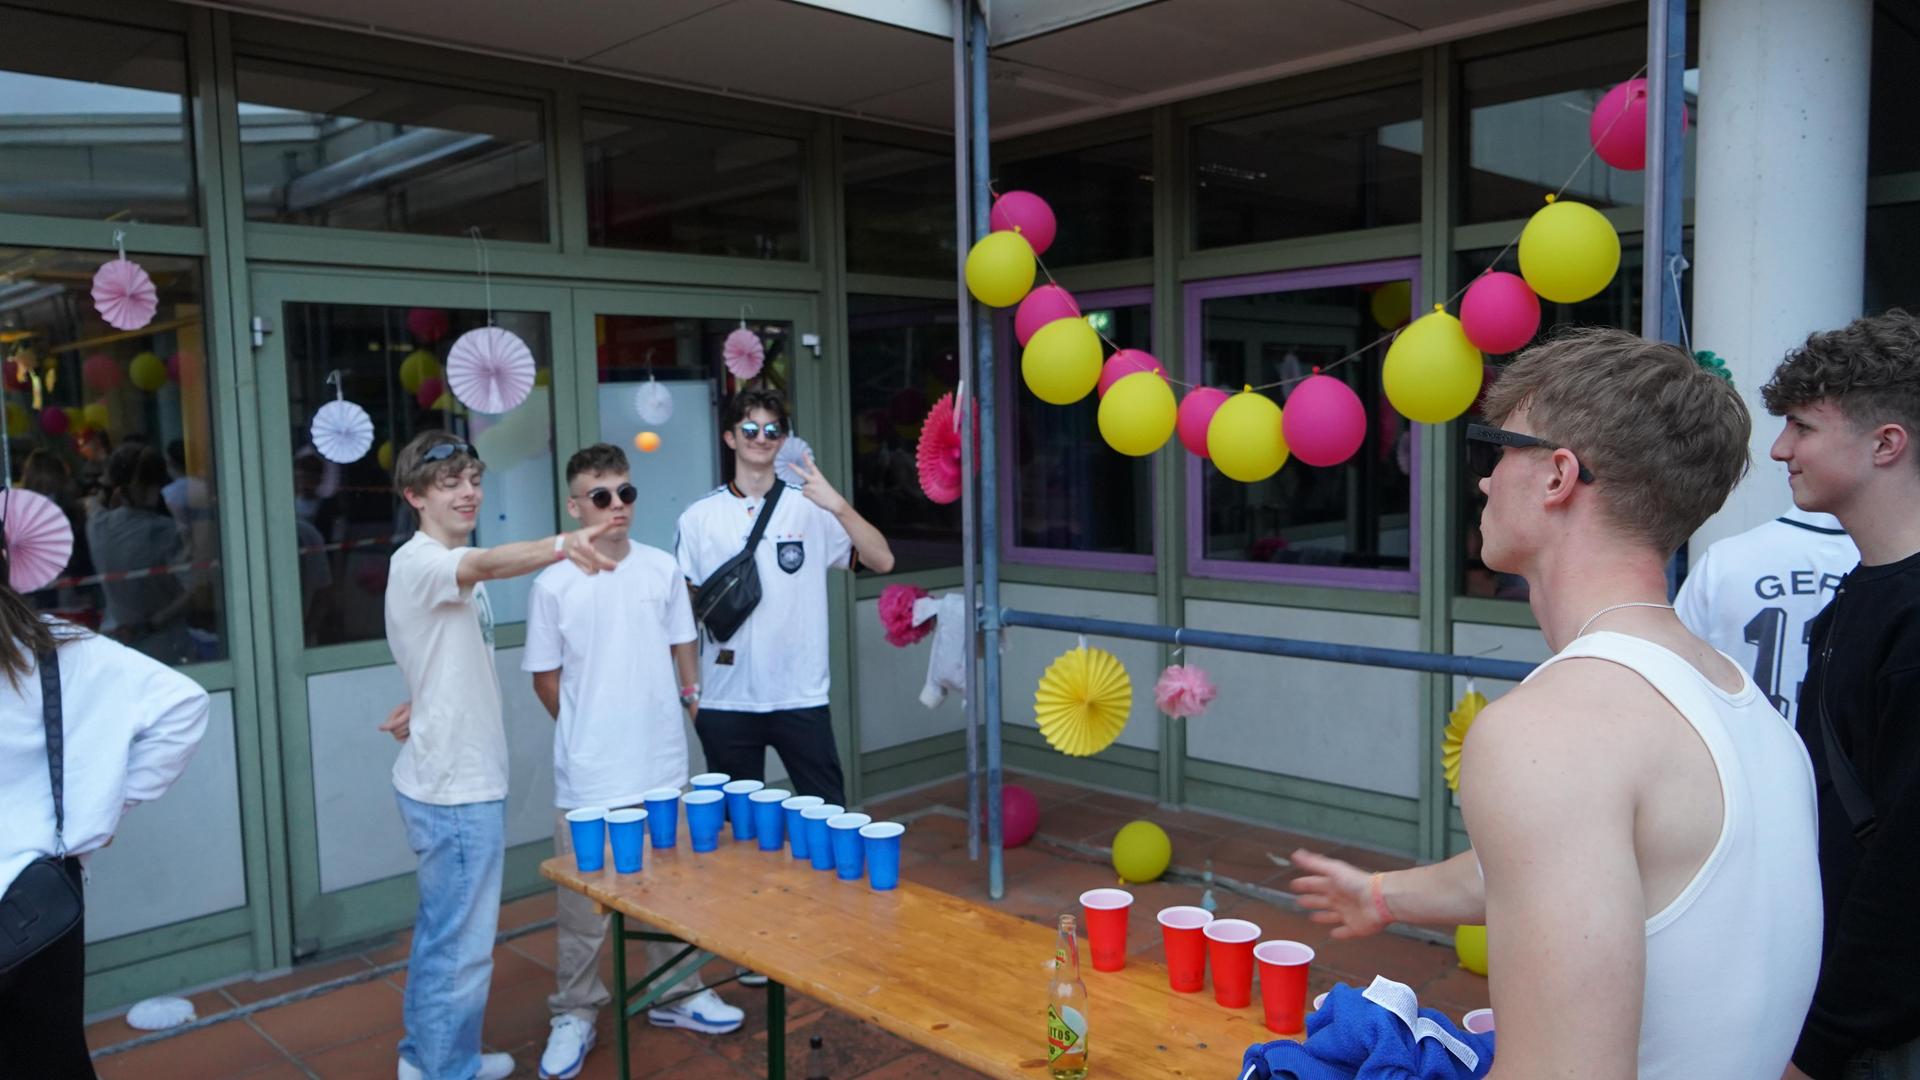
left=1442, top=685, right=1488, bottom=793
left=1034, top=646, right=1132, bottom=757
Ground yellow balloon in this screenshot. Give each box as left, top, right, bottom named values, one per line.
left=129, top=351, right=168, bottom=392
left=1455, top=924, right=1489, bottom=976
left=1518, top=196, right=1621, bottom=304
left=1370, top=280, right=1412, bottom=330
left=1022, top=318, right=1102, bottom=405
left=4, top=401, right=28, bottom=436
left=399, top=349, right=442, bottom=394
left=1384, top=309, right=1484, bottom=424
left=1112, top=821, right=1172, bottom=884
left=1206, top=390, right=1288, bottom=482
left=533, top=367, right=552, bottom=388
left=377, top=440, right=395, bottom=471
left=82, top=401, right=110, bottom=431
left=964, top=230, right=1037, bottom=308
left=1097, top=371, right=1176, bottom=456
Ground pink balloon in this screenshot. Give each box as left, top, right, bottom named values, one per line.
left=1015, top=285, right=1081, bottom=346
left=82, top=353, right=125, bottom=393
left=989, top=191, right=1057, bottom=256
left=1459, top=272, right=1542, bottom=355
left=39, top=406, right=69, bottom=436
left=1282, top=374, right=1367, bottom=467
left=1096, top=350, right=1166, bottom=397
left=1177, top=387, right=1230, bottom=458
left=416, top=375, right=445, bottom=410
left=999, top=784, right=1040, bottom=848
left=1589, top=78, right=1689, bottom=171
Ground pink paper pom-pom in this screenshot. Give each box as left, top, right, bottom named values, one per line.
left=916, top=391, right=979, bottom=505
left=723, top=328, right=766, bottom=380
left=1154, top=663, right=1217, bottom=719
left=878, top=584, right=932, bottom=648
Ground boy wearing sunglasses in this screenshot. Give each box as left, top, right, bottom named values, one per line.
left=380, top=431, right=619, bottom=1080
left=523, top=444, right=743, bottom=1078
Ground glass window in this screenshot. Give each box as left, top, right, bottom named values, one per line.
left=0, top=7, right=196, bottom=224
left=585, top=111, right=805, bottom=260
left=281, top=304, right=554, bottom=645
left=236, top=59, right=547, bottom=241
left=1189, top=267, right=1417, bottom=587
left=1866, top=202, right=1920, bottom=314
left=1461, top=24, right=1697, bottom=224
left=996, top=138, right=1153, bottom=267
left=1192, top=84, right=1422, bottom=248
left=1006, top=294, right=1154, bottom=564
left=0, top=246, right=224, bottom=663
left=1870, top=4, right=1920, bottom=177
left=848, top=296, right=960, bottom=572
left=843, top=140, right=955, bottom=278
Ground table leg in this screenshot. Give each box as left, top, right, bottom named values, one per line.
left=612, top=911, right=630, bottom=1080
left=767, top=979, right=786, bottom=1080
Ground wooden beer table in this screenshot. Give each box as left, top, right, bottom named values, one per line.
left=541, top=840, right=1288, bottom=1080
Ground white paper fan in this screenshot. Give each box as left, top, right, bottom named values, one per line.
left=447, top=326, right=535, bottom=414
left=776, top=434, right=811, bottom=488
left=635, top=378, right=673, bottom=426
left=2, top=488, right=74, bottom=593
left=311, top=372, right=374, bottom=464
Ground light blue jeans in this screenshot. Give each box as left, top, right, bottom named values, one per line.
left=395, top=792, right=505, bottom=1080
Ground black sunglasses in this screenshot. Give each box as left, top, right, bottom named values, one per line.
left=1465, top=423, right=1595, bottom=484
left=421, top=442, right=481, bottom=464
left=585, top=483, right=638, bottom=510
left=737, top=421, right=785, bottom=442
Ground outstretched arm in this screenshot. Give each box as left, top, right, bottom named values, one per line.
left=456, top=521, right=619, bottom=589
left=1291, top=847, right=1486, bottom=937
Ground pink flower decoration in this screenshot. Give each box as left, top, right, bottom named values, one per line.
left=2, top=489, right=74, bottom=594
left=91, top=258, right=158, bottom=331
left=1154, top=664, right=1217, bottom=719
left=447, top=326, right=536, bottom=414
left=879, top=584, right=932, bottom=648
left=723, top=328, right=766, bottom=380
left=916, top=392, right=978, bottom=505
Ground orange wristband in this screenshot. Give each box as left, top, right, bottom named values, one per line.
left=1370, top=872, right=1395, bottom=925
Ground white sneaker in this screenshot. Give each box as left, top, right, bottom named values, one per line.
left=736, top=967, right=768, bottom=987
left=540, top=1015, right=596, bottom=1079
left=647, top=988, right=745, bottom=1035
left=398, top=1052, right=515, bottom=1080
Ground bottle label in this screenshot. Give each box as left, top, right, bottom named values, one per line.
left=1047, top=1005, right=1086, bottom=1062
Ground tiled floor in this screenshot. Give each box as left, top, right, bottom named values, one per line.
left=87, top=771, right=1487, bottom=1078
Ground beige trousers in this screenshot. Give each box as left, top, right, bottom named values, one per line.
left=550, top=810, right=703, bottom=1023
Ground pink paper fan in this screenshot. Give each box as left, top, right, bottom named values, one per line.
left=447, top=326, right=536, bottom=414
left=878, top=584, right=932, bottom=648
left=723, top=328, right=766, bottom=381
left=1154, top=663, right=1217, bottom=719
left=3, top=488, right=75, bottom=594
left=915, top=392, right=977, bottom=505
left=92, top=258, right=158, bottom=331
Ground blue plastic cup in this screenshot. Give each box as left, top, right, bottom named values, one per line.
left=802, top=804, right=843, bottom=871
left=782, top=796, right=824, bottom=860
left=642, top=788, right=681, bottom=849
left=606, top=808, right=648, bottom=873
left=566, top=808, right=609, bottom=873
left=750, top=789, right=790, bottom=851
left=691, top=772, right=730, bottom=823
left=722, top=779, right=763, bottom=841
left=828, top=813, right=871, bottom=880
left=861, top=821, right=906, bottom=890
left=684, top=790, right=726, bottom=852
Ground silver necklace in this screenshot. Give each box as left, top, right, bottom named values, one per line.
left=1575, top=601, right=1675, bottom=638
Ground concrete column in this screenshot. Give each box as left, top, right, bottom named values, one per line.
left=1690, top=0, right=1872, bottom=554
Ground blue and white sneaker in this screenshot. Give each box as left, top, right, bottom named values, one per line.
left=539, top=1014, right=596, bottom=1079
left=647, top=988, right=745, bottom=1035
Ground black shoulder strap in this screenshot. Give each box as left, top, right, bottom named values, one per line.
left=1820, top=694, right=1878, bottom=841
left=741, top=481, right=783, bottom=554
left=39, top=646, right=64, bottom=857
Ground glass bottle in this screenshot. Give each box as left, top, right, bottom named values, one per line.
left=1048, top=913, right=1090, bottom=1079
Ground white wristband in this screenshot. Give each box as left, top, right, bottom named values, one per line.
left=553, top=533, right=567, bottom=560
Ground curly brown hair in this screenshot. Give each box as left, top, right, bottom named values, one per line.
left=1480, top=327, right=1750, bottom=555
left=565, top=443, right=630, bottom=485
left=1760, top=311, right=1920, bottom=447
left=722, top=387, right=788, bottom=432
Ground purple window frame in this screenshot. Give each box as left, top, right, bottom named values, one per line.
left=995, top=284, right=1158, bottom=572
left=1184, top=257, right=1423, bottom=592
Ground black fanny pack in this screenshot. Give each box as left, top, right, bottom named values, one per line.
left=692, top=482, right=783, bottom=643
left=0, top=647, right=82, bottom=974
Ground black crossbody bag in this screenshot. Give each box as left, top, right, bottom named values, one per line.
left=1816, top=591, right=1879, bottom=841
left=0, top=648, right=82, bottom=974
left=692, top=482, right=783, bottom=643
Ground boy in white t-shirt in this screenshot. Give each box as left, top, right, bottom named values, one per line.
left=524, top=445, right=744, bottom=1080
left=381, top=431, right=617, bottom=1080
left=675, top=388, right=895, bottom=806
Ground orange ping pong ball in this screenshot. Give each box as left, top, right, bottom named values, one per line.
left=635, top=431, right=661, bottom=453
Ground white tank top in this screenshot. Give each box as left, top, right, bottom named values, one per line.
left=1526, top=631, right=1823, bottom=1080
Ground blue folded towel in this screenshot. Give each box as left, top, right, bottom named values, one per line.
left=1239, top=979, right=1496, bottom=1080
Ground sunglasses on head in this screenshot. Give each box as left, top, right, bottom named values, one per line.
left=421, top=442, right=481, bottom=464
left=584, top=483, right=637, bottom=510
left=737, top=421, right=785, bottom=442
left=1465, top=423, right=1595, bottom=484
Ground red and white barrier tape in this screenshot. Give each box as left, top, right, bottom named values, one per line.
left=41, top=534, right=399, bottom=590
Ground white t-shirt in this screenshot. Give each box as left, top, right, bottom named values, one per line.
left=384, top=532, right=507, bottom=805
left=675, top=482, right=853, bottom=712
left=522, top=542, right=696, bottom=809
left=1676, top=509, right=1858, bottom=721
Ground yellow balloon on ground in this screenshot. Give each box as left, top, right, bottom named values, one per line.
left=377, top=441, right=395, bottom=470
left=1384, top=308, right=1484, bottom=424
left=1455, top=924, right=1488, bottom=975
left=129, top=351, right=168, bottom=392
left=1112, top=821, right=1172, bottom=884
left=1370, top=280, right=1413, bottom=330
left=1206, top=390, right=1288, bottom=482
left=1022, top=317, right=1102, bottom=405
left=964, top=230, right=1037, bottom=308
left=1098, top=371, right=1176, bottom=456
left=1518, top=195, right=1621, bottom=303
left=399, top=349, right=441, bottom=394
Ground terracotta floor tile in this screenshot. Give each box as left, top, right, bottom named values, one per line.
left=365, top=927, right=415, bottom=967
left=92, top=1016, right=290, bottom=1079
left=506, top=924, right=560, bottom=970
left=250, top=976, right=404, bottom=1057
left=220, top=954, right=375, bottom=1006
left=86, top=988, right=233, bottom=1051
left=302, top=1027, right=404, bottom=1079
left=481, top=947, right=567, bottom=1051
left=500, top=889, right=559, bottom=932
left=235, top=1062, right=313, bottom=1079
left=1032, top=801, right=1138, bottom=846
left=1001, top=771, right=1097, bottom=806
left=1314, top=931, right=1461, bottom=991
left=722, top=1004, right=919, bottom=1078
left=853, top=1049, right=995, bottom=1079
left=634, top=1047, right=758, bottom=1079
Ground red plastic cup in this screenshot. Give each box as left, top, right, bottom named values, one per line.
left=1156, top=906, right=1213, bottom=992
left=1079, top=888, right=1134, bottom=972
left=1204, top=918, right=1262, bottom=1008
left=1254, top=940, right=1315, bottom=1033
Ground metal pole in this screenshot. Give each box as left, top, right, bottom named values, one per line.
left=969, top=0, right=1005, bottom=901
left=952, top=0, right=981, bottom=863
left=1643, top=0, right=1688, bottom=598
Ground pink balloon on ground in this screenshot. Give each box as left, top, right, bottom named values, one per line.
left=1460, top=272, right=1542, bottom=355
left=1282, top=374, right=1368, bottom=467
left=1177, top=387, right=1230, bottom=458
left=1589, top=77, right=1690, bottom=171
left=1015, top=285, right=1081, bottom=346
left=999, top=784, right=1040, bottom=848
left=1097, top=350, right=1166, bottom=397
left=989, top=191, right=1057, bottom=256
